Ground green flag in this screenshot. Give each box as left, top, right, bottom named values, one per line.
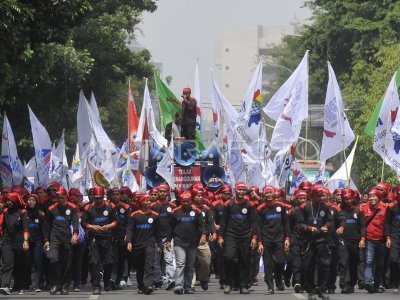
left=364, top=67, right=400, bottom=137
left=154, top=71, right=205, bottom=153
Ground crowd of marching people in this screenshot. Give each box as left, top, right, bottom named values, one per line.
left=0, top=180, right=400, bottom=300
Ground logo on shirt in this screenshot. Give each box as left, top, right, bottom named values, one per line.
left=34, top=219, right=39, bottom=223
left=202, top=212, right=206, bottom=217
left=120, top=208, right=125, bottom=214
left=167, top=207, right=172, bottom=213
left=354, top=213, right=358, bottom=219
left=148, top=218, right=154, bottom=224
left=242, top=208, right=248, bottom=214
left=320, top=211, right=325, bottom=217
left=276, top=207, right=281, bottom=212
left=190, top=211, right=195, bottom=217
left=103, top=210, right=109, bottom=216
left=66, top=209, right=71, bottom=216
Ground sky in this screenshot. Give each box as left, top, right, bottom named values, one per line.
left=137, top=0, right=312, bottom=103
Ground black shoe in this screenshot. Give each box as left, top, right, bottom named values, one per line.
left=174, top=288, right=183, bottom=295
left=61, top=288, right=69, bottom=295
left=165, top=281, right=175, bottom=291
left=365, top=283, right=374, bottom=293
left=104, top=284, right=111, bottom=292
left=308, top=293, right=317, bottom=300
left=318, top=292, right=330, bottom=300
left=358, top=282, right=365, bottom=290
left=93, top=287, right=101, bottom=295
left=277, top=285, right=285, bottom=291
left=375, top=286, right=385, bottom=293
left=138, top=290, right=144, bottom=294
left=184, top=289, right=194, bottom=294
left=144, top=286, right=154, bottom=295
left=154, top=282, right=162, bottom=290
left=114, top=284, right=122, bottom=290
left=0, top=287, right=11, bottom=295
left=223, top=285, right=231, bottom=294
left=294, top=284, right=302, bottom=293
left=200, top=281, right=208, bottom=291
left=240, top=287, right=250, bottom=294
left=50, top=286, right=58, bottom=295
left=327, top=289, right=335, bottom=294
left=341, top=287, right=354, bottom=294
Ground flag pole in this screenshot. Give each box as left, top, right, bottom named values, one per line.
left=380, top=85, right=396, bottom=182
left=4, top=114, right=15, bottom=185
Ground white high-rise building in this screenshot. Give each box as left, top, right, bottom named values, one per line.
left=215, top=22, right=299, bottom=107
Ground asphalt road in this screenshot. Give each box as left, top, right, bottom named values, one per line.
left=6, top=275, right=400, bottom=300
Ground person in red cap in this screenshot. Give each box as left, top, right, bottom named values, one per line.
left=151, top=186, right=177, bottom=291
left=360, top=188, right=387, bottom=293
left=108, top=188, right=131, bottom=290
left=126, top=194, right=161, bottom=295
left=23, top=194, right=49, bottom=293
left=45, top=187, right=79, bottom=295
left=166, top=191, right=206, bottom=294
left=335, top=188, right=366, bottom=294
left=181, top=87, right=197, bottom=142
left=257, top=186, right=290, bottom=294
left=297, top=184, right=333, bottom=300
left=209, top=185, right=231, bottom=288
left=287, top=189, right=308, bottom=293
left=191, top=188, right=216, bottom=291
left=149, top=188, right=159, bottom=204
left=0, top=193, right=29, bottom=295
left=385, top=186, right=400, bottom=291
left=218, top=182, right=257, bottom=294
left=81, top=186, right=118, bottom=295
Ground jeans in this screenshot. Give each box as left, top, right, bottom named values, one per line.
left=26, top=242, right=44, bottom=289
left=174, top=246, right=197, bottom=291
left=364, top=240, right=385, bottom=287
left=154, top=238, right=175, bottom=284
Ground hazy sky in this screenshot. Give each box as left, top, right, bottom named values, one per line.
left=137, top=0, right=312, bottom=102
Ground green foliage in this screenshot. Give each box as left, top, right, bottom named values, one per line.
left=0, top=0, right=157, bottom=161
left=269, top=0, right=400, bottom=190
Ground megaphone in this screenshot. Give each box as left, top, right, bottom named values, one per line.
left=200, top=145, right=220, bottom=166
left=149, top=147, right=165, bottom=166
left=145, top=166, right=166, bottom=187
left=174, top=143, right=196, bottom=166
left=202, top=166, right=225, bottom=188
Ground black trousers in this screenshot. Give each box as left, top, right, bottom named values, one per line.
left=72, top=242, right=86, bottom=289
left=327, top=245, right=338, bottom=290
left=182, top=124, right=196, bottom=141
left=289, top=242, right=303, bottom=287
left=47, top=241, right=73, bottom=289
left=88, top=238, right=113, bottom=289
left=132, top=246, right=155, bottom=290
left=112, top=238, right=127, bottom=285
left=302, top=241, right=331, bottom=294
left=338, top=242, right=359, bottom=288
left=1, top=243, right=27, bottom=289
left=389, top=238, right=400, bottom=288
left=262, top=241, right=286, bottom=289
left=223, top=236, right=251, bottom=288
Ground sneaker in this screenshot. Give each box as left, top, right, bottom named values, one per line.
left=184, top=289, right=194, bottom=294
left=73, top=288, right=80, bottom=292
left=18, top=289, right=24, bottom=295
left=294, top=284, right=302, bottom=293
left=223, top=285, right=232, bottom=294
left=308, top=293, right=317, bottom=300
left=365, top=283, right=374, bottom=294
left=35, top=288, right=42, bottom=293
left=265, top=289, right=274, bottom=295
left=318, top=292, right=330, bottom=300
left=240, top=287, right=250, bottom=294
left=120, top=280, right=127, bottom=287
left=200, top=281, right=208, bottom=291
left=126, top=277, right=133, bottom=286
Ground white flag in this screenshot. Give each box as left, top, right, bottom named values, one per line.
left=374, top=73, right=400, bottom=176
left=320, top=63, right=355, bottom=161
left=29, top=106, right=52, bottom=187
left=290, top=159, right=307, bottom=194
left=235, top=60, right=263, bottom=145
left=89, top=92, right=101, bottom=124
left=264, top=51, right=309, bottom=150
left=313, top=161, right=326, bottom=184
left=326, top=138, right=358, bottom=183
left=77, top=91, right=93, bottom=160
left=259, top=123, right=276, bottom=186
left=87, top=160, right=110, bottom=188
left=156, top=136, right=175, bottom=189
left=211, top=74, right=245, bottom=183
left=1, top=113, right=24, bottom=187
left=50, top=132, right=69, bottom=185
left=101, top=148, right=117, bottom=187
left=194, top=60, right=202, bottom=132
left=23, top=157, right=37, bottom=192
left=273, top=146, right=295, bottom=188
